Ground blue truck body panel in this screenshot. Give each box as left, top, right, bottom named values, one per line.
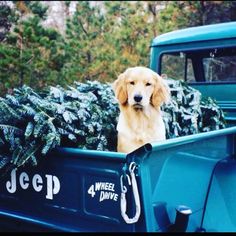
left=134, top=126, right=236, bottom=232
left=151, top=21, right=236, bottom=47
left=0, top=149, right=134, bottom=232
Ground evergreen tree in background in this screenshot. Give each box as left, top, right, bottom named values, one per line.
left=158, top=1, right=236, bottom=34
left=0, top=1, right=236, bottom=95
left=0, top=1, right=66, bottom=95
left=104, top=1, right=151, bottom=73
left=63, top=1, right=107, bottom=83
left=64, top=1, right=153, bottom=84
left=0, top=1, right=17, bottom=42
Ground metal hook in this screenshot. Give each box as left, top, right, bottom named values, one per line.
left=120, top=174, right=131, bottom=193
left=129, top=162, right=137, bottom=173
left=120, top=162, right=141, bottom=224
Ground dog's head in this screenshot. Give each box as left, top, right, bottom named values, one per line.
left=113, top=66, right=170, bottom=109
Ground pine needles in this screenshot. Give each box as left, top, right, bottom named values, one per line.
left=0, top=79, right=225, bottom=175
left=162, top=80, right=225, bottom=138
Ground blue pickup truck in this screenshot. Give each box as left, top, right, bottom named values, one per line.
left=0, top=21, right=236, bottom=232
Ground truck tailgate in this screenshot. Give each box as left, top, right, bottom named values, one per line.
left=0, top=148, right=139, bottom=232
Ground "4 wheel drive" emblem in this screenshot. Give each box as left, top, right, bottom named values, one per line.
left=87, top=181, right=118, bottom=202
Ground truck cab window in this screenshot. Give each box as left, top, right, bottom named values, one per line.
left=161, top=53, right=185, bottom=80
left=161, top=53, right=195, bottom=82
left=161, top=48, right=236, bottom=83
left=203, top=55, right=236, bottom=82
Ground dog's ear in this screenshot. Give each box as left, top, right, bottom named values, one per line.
left=112, top=72, right=128, bottom=105
left=151, top=72, right=170, bottom=108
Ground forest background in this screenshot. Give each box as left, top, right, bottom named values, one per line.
left=1, top=1, right=236, bottom=96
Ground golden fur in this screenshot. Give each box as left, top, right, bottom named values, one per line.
left=113, top=66, right=170, bottom=153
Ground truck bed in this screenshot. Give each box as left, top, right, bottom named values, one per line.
left=0, top=126, right=236, bottom=232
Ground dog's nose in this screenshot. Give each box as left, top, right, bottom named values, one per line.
left=134, top=95, right=142, bottom=102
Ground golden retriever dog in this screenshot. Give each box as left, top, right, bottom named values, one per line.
left=113, top=66, right=170, bottom=153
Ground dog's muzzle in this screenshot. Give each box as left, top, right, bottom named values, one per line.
left=133, top=103, right=143, bottom=109
left=133, top=95, right=143, bottom=109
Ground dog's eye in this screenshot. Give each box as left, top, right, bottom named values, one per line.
left=146, top=82, right=151, bottom=86
left=130, top=81, right=135, bottom=85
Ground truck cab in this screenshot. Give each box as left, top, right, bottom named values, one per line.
left=150, top=21, right=236, bottom=126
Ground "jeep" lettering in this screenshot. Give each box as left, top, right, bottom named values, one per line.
left=6, top=169, right=60, bottom=200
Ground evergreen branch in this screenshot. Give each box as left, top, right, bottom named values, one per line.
left=78, top=19, right=88, bottom=36
left=0, top=124, right=24, bottom=135
left=17, top=143, right=42, bottom=167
